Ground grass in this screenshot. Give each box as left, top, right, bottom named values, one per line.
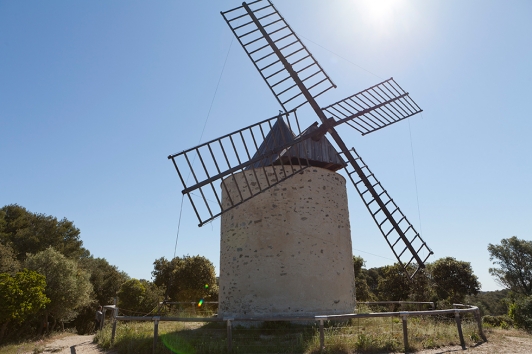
left=93, top=313, right=494, bottom=354
left=4, top=312, right=527, bottom=353
left=2, top=325, right=527, bottom=354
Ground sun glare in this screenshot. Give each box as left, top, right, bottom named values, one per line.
left=355, top=0, right=409, bottom=35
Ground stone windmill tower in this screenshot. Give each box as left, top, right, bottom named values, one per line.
left=168, top=0, right=433, bottom=319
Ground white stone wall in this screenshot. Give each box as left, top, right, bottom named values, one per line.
left=219, top=166, right=355, bottom=318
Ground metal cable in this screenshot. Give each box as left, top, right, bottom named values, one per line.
left=407, top=119, right=423, bottom=241
left=173, top=37, right=235, bottom=259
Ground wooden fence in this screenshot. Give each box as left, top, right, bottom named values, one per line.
left=106, top=301, right=486, bottom=353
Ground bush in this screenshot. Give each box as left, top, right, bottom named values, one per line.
left=0, top=269, right=50, bottom=342
left=482, top=315, right=513, bottom=329
left=508, top=296, right=532, bottom=331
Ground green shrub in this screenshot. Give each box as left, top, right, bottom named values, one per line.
left=482, top=315, right=513, bottom=329
left=508, top=296, right=532, bottom=331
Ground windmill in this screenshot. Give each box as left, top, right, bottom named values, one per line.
left=169, top=1, right=433, bottom=317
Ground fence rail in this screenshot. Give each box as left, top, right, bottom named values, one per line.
left=106, top=301, right=486, bottom=353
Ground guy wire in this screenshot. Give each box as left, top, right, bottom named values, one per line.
left=408, top=119, right=423, bottom=239
left=173, top=37, right=234, bottom=259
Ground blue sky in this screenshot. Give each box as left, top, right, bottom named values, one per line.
left=1, top=0, right=530, bottom=292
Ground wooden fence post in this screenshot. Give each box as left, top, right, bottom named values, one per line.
left=474, top=308, right=487, bottom=342
left=401, top=313, right=408, bottom=353
left=100, top=309, right=106, bottom=330
left=111, top=312, right=117, bottom=344
left=111, top=298, right=117, bottom=344
left=153, top=317, right=160, bottom=354
left=319, top=319, right=325, bottom=352
left=226, top=318, right=233, bottom=353
left=454, top=311, right=466, bottom=349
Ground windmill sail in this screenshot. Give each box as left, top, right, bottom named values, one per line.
left=171, top=0, right=434, bottom=274
left=221, top=0, right=336, bottom=112
left=322, top=78, right=423, bottom=136
left=341, top=146, right=433, bottom=278
left=168, top=111, right=326, bottom=226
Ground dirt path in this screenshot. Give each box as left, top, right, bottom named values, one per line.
left=22, top=335, right=106, bottom=354
left=415, top=334, right=532, bottom=353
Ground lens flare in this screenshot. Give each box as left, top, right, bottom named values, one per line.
left=198, top=299, right=204, bottom=307
left=204, top=284, right=209, bottom=289
left=161, top=333, right=195, bottom=354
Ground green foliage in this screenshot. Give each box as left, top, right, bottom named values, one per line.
left=118, top=279, right=163, bottom=314
left=80, top=256, right=128, bottom=306
left=465, top=289, right=509, bottom=316
left=25, top=247, right=92, bottom=327
left=429, top=257, right=480, bottom=304
left=353, top=256, right=365, bottom=274
left=0, top=243, right=20, bottom=275
left=119, top=279, right=146, bottom=312
left=353, top=256, right=373, bottom=301
left=152, top=255, right=217, bottom=302
left=355, top=256, right=478, bottom=305
left=508, top=295, right=532, bottom=331
left=488, top=236, right=532, bottom=296
left=0, top=204, right=89, bottom=262
left=71, top=256, right=129, bottom=334
left=366, top=267, right=384, bottom=294
left=0, top=204, right=132, bottom=337
left=409, top=268, right=433, bottom=302
left=376, top=264, right=411, bottom=301
left=482, top=315, right=513, bottom=329
left=372, top=263, right=432, bottom=303
left=0, top=269, right=50, bottom=342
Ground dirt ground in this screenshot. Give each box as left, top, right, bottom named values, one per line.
left=19, top=335, right=105, bottom=354
left=416, top=329, right=532, bottom=354
left=416, top=335, right=532, bottom=353
left=17, top=331, right=532, bottom=353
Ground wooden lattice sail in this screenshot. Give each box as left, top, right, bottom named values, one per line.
left=169, top=0, right=433, bottom=278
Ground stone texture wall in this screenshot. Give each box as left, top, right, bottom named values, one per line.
left=218, top=166, right=355, bottom=318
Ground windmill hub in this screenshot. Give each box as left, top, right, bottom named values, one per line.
left=219, top=166, right=355, bottom=317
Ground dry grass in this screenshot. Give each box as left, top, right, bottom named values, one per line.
left=92, top=313, right=526, bottom=353
left=3, top=325, right=530, bottom=354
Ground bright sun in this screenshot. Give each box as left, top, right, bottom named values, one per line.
left=356, top=0, right=408, bottom=33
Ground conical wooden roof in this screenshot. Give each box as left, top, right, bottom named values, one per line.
left=246, top=119, right=346, bottom=172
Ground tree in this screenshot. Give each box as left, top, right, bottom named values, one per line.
left=118, top=279, right=147, bottom=313
left=429, top=257, right=480, bottom=304
left=465, top=289, right=509, bottom=316
left=488, top=236, right=532, bottom=296
left=0, top=204, right=89, bottom=262
left=0, top=243, right=20, bottom=275
left=152, top=255, right=217, bottom=302
left=25, top=247, right=92, bottom=331
left=508, top=295, right=532, bottom=330
left=377, top=264, right=412, bottom=301
left=408, top=267, right=433, bottom=302
left=118, top=279, right=163, bottom=314
left=371, top=263, right=432, bottom=304
left=366, top=267, right=384, bottom=295
left=353, top=256, right=372, bottom=301
left=79, top=256, right=128, bottom=306
left=0, top=269, right=50, bottom=342
left=71, top=256, right=129, bottom=334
